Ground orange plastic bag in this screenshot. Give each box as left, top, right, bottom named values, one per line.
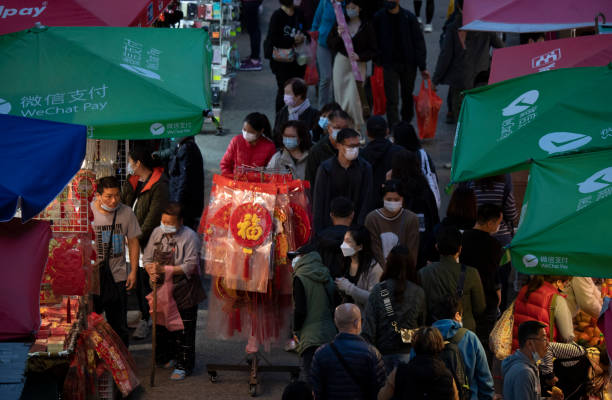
left=413, top=79, right=443, bottom=139
left=304, top=32, right=319, bottom=85
left=371, top=66, right=386, bottom=116
left=147, top=266, right=184, bottom=332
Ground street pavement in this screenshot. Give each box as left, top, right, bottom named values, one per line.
left=129, top=0, right=457, bottom=398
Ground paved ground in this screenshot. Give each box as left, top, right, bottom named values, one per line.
left=129, top=0, right=458, bottom=398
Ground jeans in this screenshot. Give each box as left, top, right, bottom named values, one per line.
left=156, top=306, right=198, bottom=374
left=94, top=280, right=129, bottom=347
left=383, top=63, right=417, bottom=127
left=383, top=353, right=412, bottom=375
left=414, top=0, right=435, bottom=24
left=242, top=1, right=262, bottom=60
left=316, top=45, right=334, bottom=108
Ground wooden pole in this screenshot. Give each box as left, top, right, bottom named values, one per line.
left=151, top=281, right=157, bottom=387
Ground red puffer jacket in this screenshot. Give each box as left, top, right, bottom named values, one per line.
left=220, top=134, right=276, bottom=176
left=512, top=281, right=559, bottom=351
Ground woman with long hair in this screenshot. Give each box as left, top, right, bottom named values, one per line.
left=436, top=185, right=477, bottom=234
left=388, top=149, right=440, bottom=268
left=334, top=225, right=383, bottom=315
left=362, top=245, right=426, bottom=372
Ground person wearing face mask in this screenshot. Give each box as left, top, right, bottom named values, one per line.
left=305, top=108, right=353, bottom=186
left=92, top=176, right=142, bottom=346
left=430, top=296, right=495, bottom=400
left=311, top=0, right=345, bottom=108
left=121, top=145, right=170, bottom=340
left=335, top=226, right=383, bottom=316
left=143, top=203, right=206, bottom=381
left=311, top=101, right=342, bottom=142
left=289, top=245, right=338, bottom=376
left=326, top=0, right=378, bottom=129
left=312, top=128, right=373, bottom=233
left=373, top=0, right=430, bottom=127
left=267, top=120, right=312, bottom=180
left=364, top=180, right=419, bottom=269
left=267, top=0, right=308, bottom=112
left=220, top=112, right=276, bottom=176
left=459, top=203, right=504, bottom=356
left=273, top=78, right=320, bottom=137
left=511, top=275, right=574, bottom=352
left=503, top=321, right=564, bottom=400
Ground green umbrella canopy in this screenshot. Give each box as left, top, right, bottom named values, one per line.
left=0, top=26, right=212, bottom=139
left=451, top=64, right=612, bottom=183
left=509, top=149, right=612, bottom=277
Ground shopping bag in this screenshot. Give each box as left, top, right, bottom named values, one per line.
left=371, top=65, right=386, bottom=116
left=147, top=265, right=184, bottom=332
left=304, top=32, right=319, bottom=85
left=413, top=79, right=443, bottom=139
left=489, top=301, right=514, bottom=360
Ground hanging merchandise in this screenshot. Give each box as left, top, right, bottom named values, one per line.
left=45, top=233, right=96, bottom=297
left=288, top=180, right=312, bottom=248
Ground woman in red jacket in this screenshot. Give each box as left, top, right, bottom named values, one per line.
left=220, top=112, right=277, bottom=176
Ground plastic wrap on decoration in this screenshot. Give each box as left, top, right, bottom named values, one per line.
left=45, top=233, right=95, bottom=297
left=288, top=180, right=312, bottom=248
left=201, top=175, right=235, bottom=276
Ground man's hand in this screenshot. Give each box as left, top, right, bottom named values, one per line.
left=144, top=262, right=162, bottom=276
left=421, top=70, right=431, bottom=81
left=126, top=272, right=137, bottom=291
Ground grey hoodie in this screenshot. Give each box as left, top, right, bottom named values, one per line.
left=501, top=350, right=541, bottom=400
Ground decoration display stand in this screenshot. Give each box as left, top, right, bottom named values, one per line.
left=201, top=167, right=312, bottom=396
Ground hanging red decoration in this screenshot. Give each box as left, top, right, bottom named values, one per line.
left=229, top=203, right=272, bottom=279
left=290, top=203, right=311, bottom=248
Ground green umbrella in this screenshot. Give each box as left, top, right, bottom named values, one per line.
left=507, top=149, right=612, bottom=277
left=451, top=64, right=612, bottom=183
left=0, top=26, right=212, bottom=139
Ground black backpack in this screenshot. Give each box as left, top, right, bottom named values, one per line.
left=439, top=328, right=471, bottom=400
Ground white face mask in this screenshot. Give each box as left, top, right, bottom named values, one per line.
left=293, top=0, right=302, bottom=6
left=346, top=9, right=359, bottom=19
left=291, top=255, right=301, bottom=270
left=330, top=128, right=340, bottom=141
left=284, top=94, right=296, bottom=107
left=160, top=223, right=177, bottom=234
left=101, top=203, right=119, bottom=212
left=532, top=351, right=541, bottom=363
left=344, top=147, right=359, bottom=161
left=242, top=129, right=258, bottom=142
left=127, top=162, right=135, bottom=175
left=383, top=200, right=402, bottom=213
left=340, top=241, right=357, bottom=257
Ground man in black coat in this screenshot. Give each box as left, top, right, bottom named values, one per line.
left=167, top=136, right=205, bottom=230
left=373, top=0, right=429, bottom=127
left=360, top=116, right=404, bottom=209
left=310, top=303, right=386, bottom=399
left=312, top=128, right=373, bottom=233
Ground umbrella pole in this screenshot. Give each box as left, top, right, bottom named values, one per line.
left=151, top=281, right=157, bottom=387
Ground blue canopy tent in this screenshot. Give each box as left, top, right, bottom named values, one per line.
left=0, top=114, right=86, bottom=221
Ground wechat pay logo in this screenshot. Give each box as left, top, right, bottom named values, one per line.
left=502, top=90, right=539, bottom=116
left=538, top=132, right=592, bottom=154
left=0, top=98, right=11, bottom=114
left=150, top=123, right=165, bottom=136
left=119, top=64, right=161, bottom=80
left=578, top=167, right=612, bottom=194
left=523, top=254, right=539, bottom=268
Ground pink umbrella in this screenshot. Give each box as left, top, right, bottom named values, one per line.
left=463, top=0, right=612, bottom=32
left=489, top=35, right=612, bottom=84
left=0, top=0, right=171, bottom=36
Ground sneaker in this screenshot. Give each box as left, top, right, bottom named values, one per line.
left=424, top=24, right=433, bottom=33
left=417, top=17, right=422, bottom=24
left=170, top=369, right=186, bottom=381
left=239, top=59, right=262, bottom=71
left=132, top=319, right=150, bottom=339
left=163, top=360, right=177, bottom=369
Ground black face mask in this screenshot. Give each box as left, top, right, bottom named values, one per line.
left=383, top=1, right=397, bottom=10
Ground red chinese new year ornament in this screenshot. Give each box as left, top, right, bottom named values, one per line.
left=229, top=203, right=272, bottom=280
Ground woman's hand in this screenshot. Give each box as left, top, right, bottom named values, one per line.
left=337, top=24, right=345, bottom=36
left=294, top=32, right=305, bottom=44
left=349, top=51, right=359, bottom=62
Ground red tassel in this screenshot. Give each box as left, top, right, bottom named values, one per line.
left=243, top=254, right=250, bottom=280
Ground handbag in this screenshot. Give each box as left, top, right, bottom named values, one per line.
left=380, top=281, right=417, bottom=344
left=272, top=47, right=296, bottom=63
left=94, top=210, right=122, bottom=310
left=419, top=149, right=441, bottom=209
left=489, top=301, right=514, bottom=360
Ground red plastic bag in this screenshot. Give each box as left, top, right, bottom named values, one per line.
left=304, top=32, right=319, bottom=85
left=147, top=266, right=184, bottom=332
left=413, top=79, right=443, bottom=139
left=371, top=65, right=386, bottom=115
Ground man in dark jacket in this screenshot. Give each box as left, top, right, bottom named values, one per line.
left=305, top=109, right=353, bottom=186
left=360, top=116, right=403, bottom=209
left=167, top=136, right=204, bottom=231
left=312, top=128, right=373, bottom=233
left=310, top=303, right=386, bottom=400
left=373, top=0, right=429, bottom=126
left=314, top=196, right=354, bottom=278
